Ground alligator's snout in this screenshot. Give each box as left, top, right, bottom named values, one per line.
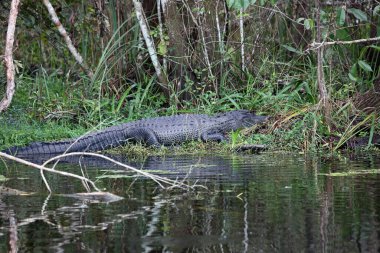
left=242, top=115, right=268, bottom=127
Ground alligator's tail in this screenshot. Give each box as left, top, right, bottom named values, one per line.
left=2, top=126, right=127, bottom=157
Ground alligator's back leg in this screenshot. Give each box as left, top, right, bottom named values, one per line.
left=200, top=131, right=226, bottom=142
left=125, top=128, right=160, bottom=147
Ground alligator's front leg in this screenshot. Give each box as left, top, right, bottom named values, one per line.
left=125, top=128, right=161, bottom=147
left=200, top=131, right=226, bottom=142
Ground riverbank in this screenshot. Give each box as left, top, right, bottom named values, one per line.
left=0, top=74, right=379, bottom=154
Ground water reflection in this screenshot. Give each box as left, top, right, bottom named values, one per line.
left=0, top=153, right=379, bottom=252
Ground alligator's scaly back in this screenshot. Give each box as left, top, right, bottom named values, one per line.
left=3, top=110, right=267, bottom=157
left=4, top=125, right=129, bottom=156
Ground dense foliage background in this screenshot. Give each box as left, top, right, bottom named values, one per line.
left=0, top=0, right=379, bottom=151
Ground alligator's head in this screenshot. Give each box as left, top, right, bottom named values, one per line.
left=224, top=110, right=268, bottom=129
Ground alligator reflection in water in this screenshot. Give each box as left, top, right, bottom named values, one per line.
left=0, top=153, right=380, bottom=252
left=136, top=154, right=251, bottom=179
left=20, top=153, right=255, bottom=180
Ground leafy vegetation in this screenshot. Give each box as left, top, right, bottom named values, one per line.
left=0, top=0, right=379, bottom=153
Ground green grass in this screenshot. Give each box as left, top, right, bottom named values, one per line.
left=0, top=61, right=379, bottom=154
left=0, top=107, right=85, bottom=148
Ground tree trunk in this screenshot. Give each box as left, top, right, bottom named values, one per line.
left=133, top=0, right=169, bottom=97
left=161, top=0, right=195, bottom=104
left=315, top=0, right=331, bottom=125
left=0, top=0, right=20, bottom=113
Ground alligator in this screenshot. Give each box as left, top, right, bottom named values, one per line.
left=2, top=110, right=267, bottom=156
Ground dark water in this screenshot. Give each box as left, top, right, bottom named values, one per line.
left=0, top=152, right=379, bottom=252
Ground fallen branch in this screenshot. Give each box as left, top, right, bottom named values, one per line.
left=41, top=152, right=205, bottom=190
left=0, top=0, right=20, bottom=112
left=309, top=36, right=380, bottom=50
left=0, top=151, right=204, bottom=192
left=42, top=0, right=94, bottom=78
left=0, top=152, right=100, bottom=192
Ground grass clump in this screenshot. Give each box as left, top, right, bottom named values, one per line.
left=1, top=69, right=378, bottom=154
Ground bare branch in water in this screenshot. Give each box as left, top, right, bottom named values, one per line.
left=0, top=152, right=205, bottom=193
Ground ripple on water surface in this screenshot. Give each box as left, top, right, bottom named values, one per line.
left=0, top=152, right=379, bottom=252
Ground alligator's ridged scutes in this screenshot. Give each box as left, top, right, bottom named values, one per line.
left=3, top=110, right=267, bottom=156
